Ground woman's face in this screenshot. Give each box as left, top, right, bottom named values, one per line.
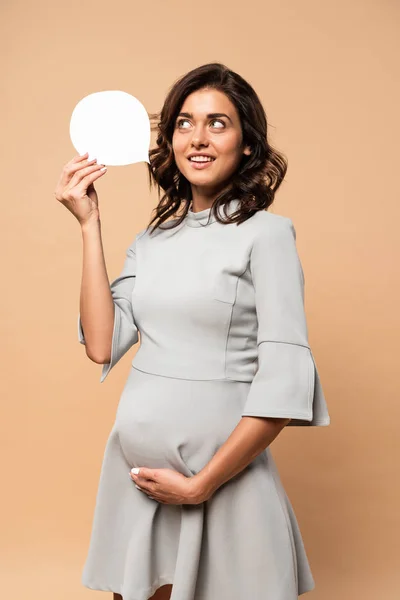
left=172, top=88, right=251, bottom=197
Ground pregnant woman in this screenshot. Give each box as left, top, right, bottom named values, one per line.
left=55, top=62, right=330, bottom=600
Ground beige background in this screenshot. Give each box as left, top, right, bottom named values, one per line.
left=1, top=1, right=399, bottom=598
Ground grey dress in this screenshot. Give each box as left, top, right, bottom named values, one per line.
left=77, top=198, right=330, bottom=600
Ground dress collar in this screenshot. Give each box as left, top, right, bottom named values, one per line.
left=185, top=198, right=241, bottom=228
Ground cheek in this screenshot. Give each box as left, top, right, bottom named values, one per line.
left=172, top=149, right=182, bottom=164
left=215, top=149, right=243, bottom=173
left=171, top=135, right=184, bottom=157
left=214, top=134, right=243, bottom=161
left=171, top=147, right=185, bottom=171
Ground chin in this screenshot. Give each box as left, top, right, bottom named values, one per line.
left=188, top=177, right=222, bottom=191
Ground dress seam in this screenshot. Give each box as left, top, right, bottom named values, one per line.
left=130, top=364, right=250, bottom=382
left=223, top=262, right=251, bottom=379
left=257, top=340, right=311, bottom=350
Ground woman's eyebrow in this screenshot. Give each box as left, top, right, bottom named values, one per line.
left=177, top=112, right=233, bottom=124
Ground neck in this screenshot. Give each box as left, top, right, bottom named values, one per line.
left=190, top=184, right=232, bottom=213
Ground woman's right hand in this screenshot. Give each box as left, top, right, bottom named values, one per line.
left=54, top=152, right=107, bottom=227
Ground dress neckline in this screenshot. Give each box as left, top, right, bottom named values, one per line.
left=185, top=199, right=241, bottom=228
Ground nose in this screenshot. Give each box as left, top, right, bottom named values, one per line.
left=190, top=123, right=209, bottom=148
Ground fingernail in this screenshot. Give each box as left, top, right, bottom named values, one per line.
left=131, top=467, right=140, bottom=475
left=135, top=484, right=142, bottom=490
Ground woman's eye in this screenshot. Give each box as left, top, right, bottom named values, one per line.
left=210, top=119, right=225, bottom=128
left=176, top=118, right=225, bottom=129
left=177, top=118, right=190, bottom=128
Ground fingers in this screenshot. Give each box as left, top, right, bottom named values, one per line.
left=134, top=479, right=155, bottom=495
left=134, top=483, right=157, bottom=501
left=70, top=152, right=97, bottom=165
left=134, top=467, right=158, bottom=482
left=67, top=161, right=105, bottom=188
left=67, top=165, right=106, bottom=199
left=65, top=152, right=94, bottom=174
left=130, top=469, right=166, bottom=502
left=64, top=152, right=104, bottom=178
left=71, top=151, right=89, bottom=164
left=55, top=164, right=104, bottom=202
left=54, top=157, right=107, bottom=204
left=134, top=477, right=156, bottom=492
left=66, top=159, right=101, bottom=180
left=56, top=155, right=98, bottom=192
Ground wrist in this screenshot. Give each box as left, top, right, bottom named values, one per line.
left=81, top=218, right=101, bottom=234
left=188, top=471, right=219, bottom=503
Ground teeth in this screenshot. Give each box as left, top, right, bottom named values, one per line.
left=189, top=156, right=214, bottom=162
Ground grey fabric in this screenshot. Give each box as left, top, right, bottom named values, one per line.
left=78, top=199, right=330, bottom=599
left=78, top=241, right=139, bottom=382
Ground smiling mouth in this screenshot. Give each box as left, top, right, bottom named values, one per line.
left=188, top=157, right=216, bottom=162
left=187, top=157, right=216, bottom=170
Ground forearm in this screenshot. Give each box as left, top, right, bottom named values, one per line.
left=190, top=415, right=291, bottom=501
left=80, top=219, right=114, bottom=363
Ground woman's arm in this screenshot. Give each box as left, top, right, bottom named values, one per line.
left=79, top=219, right=115, bottom=363
left=78, top=226, right=140, bottom=382
left=190, top=415, right=291, bottom=502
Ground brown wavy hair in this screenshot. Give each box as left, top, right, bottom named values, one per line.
left=145, top=62, right=288, bottom=234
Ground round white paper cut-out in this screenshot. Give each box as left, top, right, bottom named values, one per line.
left=69, top=90, right=151, bottom=166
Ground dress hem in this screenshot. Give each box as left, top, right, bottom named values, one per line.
left=82, top=575, right=316, bottom=598
left=242, top=410, right=330, bottom=426
left=83, top=574, right=174, bottom=600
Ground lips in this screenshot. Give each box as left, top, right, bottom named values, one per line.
left=187, top=157, right=216, bottom=162
left=187, top=156, right=215, bottom=170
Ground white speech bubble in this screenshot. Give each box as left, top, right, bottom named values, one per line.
left=69, top=90, right=151, bottom=166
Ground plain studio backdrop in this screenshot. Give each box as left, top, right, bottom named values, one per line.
left=1, top=1, right=399, bottom=599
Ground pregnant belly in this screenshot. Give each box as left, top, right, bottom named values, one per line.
left=114, top=366, right=250, bottom=475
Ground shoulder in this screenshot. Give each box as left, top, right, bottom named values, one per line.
left=124, top=227, right=148, bottom=257
left=136, top=227, right=149, bottom=242
left=135, top=218, right=182, bottom=242
left=249, top=211, right=303, bottom=280
left=250, top=210, right=296, bottom=243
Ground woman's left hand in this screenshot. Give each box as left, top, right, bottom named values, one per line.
left=130, top=467, right=206, bottom=505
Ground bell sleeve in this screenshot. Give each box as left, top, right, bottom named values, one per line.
left=77, top=237, right=139, bottom=383
left=241, top=217, right=330, bottom=426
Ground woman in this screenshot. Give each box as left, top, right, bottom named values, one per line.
left=55, top=62, right=330, bottom=600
